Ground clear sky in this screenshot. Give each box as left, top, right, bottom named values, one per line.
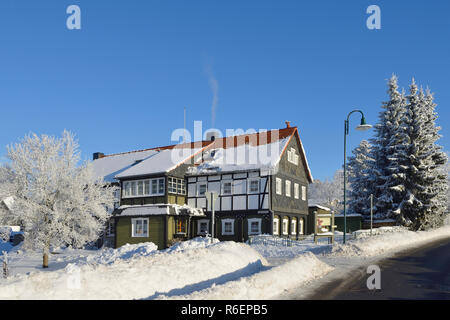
left=0, top=0, right=449, bottom=181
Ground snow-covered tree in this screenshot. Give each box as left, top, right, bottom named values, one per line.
left=370, top=74, right=408, bottom=219
left=0, top=131, right=114, bottom=267
left=394, top=81, right=448, bottom=230
left=308, top=169, right=344, bottom=213
left=347, top=140, right=377, bottom=218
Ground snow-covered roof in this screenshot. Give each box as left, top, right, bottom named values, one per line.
left=92, top=149, right=160, bottom=182
left=308, top=204, right=331, bottom=211
left=115, top=147, right=205, bottom=179
left=187, top=138, right=290, bottom=175
left=116, top=204, right=205, bottom=217
left=91, top=126, right=313, bottom=183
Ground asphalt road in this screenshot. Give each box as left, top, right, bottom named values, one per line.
left=308, top=237, right=450, bottom=300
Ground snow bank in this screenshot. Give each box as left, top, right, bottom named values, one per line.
left=86, top=242, right=158, bottom=265
left=165, top=236, right=219, bottom=253
left=159, top=252, right=333, bottom=300
left=0, top=240, right=266, bottom=300
left=330, top=226, right=450, bottom=257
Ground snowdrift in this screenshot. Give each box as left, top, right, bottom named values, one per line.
left=0, top=238, right=266, bottom=300
left=158, top=252, right=333, bottom=300
left=330, top=225, right=450, bottom=257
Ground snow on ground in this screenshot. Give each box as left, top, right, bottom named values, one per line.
left=0, top=238, right=266, bottom=300
left=158, top=252, right=333, bottom=300
left=0, top=226, right=449, bottom=300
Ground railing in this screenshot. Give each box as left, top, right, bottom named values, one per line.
left=247, top=235, right=304, bottom=247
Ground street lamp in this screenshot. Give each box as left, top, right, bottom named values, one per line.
left=343, top=110, right=372, bottom=244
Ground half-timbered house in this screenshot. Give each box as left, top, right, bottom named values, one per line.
left=186, top=122, right=313, bottom=242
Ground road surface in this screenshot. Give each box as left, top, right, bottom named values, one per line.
left=308, top=237, right=450, bottom=300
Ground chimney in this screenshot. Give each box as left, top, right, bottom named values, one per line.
left=285, top=121, right=291, bottom=128
left=93, top=152, right=105, bottom=160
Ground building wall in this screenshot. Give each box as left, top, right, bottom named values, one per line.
left=271, top=136, right=309, bottom=215
left=115, top=216, right=165, bottom=249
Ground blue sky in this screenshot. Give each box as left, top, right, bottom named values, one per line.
left=0, top=0, right=449, bottom=180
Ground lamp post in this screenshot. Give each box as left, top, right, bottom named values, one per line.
left=343, top=110, right=372, bottom=244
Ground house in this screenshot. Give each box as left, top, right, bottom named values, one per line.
left=92, top=141, right=213, bottom=249
left=185, top=123, right=313, bottom=242
left=92, top=121, right=313, bottom=248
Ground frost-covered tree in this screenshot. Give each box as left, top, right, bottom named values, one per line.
left=0, top=131, right=114, bottom=267
left=347, top=140, right=376, bottom=218
left=370, top=74, right=408, bottom=219
left=308, top=169, right=344, bottom=213
left=394, top=81, right=448, bottom=230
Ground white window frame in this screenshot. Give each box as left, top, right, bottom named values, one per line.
left=248, top=218, right=262, bottom=235
left=123, top=178, right=165, bottom=198
left=221, top=180, right=233, bottom=196
left=221, top=219, right=235, bottom=236
left=291, top=219, right=297, bottom=235
left=197, top=182, right=207, bottom=197
left=301, top=186, right=307, bottom=201
left=299, top=218, right=304, bottom=235
left=285, top=180, right=291, bottom=197
left=288, top=147, right=299, bottom=165
left=273, top=217, right=279, bottom=235
left=276, top=178, right=282, bottom=195
left=197, top=219, right=210, bottom=235
left=131, top=218, right=149, bottom=237
left=247, top=178, right=260, bottom=194
left=294, top=183, right=299, bottom=199
left=282, top=218, right=289, bottom=235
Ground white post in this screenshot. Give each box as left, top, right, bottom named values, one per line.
left=205, top=191, right=218, bottom=244
left=370, top=194, right=373, bottom=235
left=211, top=196, right=215, bottom=244
left=2, top=251, right=8, bottom=279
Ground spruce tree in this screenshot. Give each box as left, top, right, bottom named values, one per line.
left=347, top=140, right=376, bottom=219
left=370, top=74, right=407, bottom=219
left=396, top=81, right=448, bottom=230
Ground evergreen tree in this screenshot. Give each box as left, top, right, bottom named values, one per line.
left=396, top=81, right=448, bottom=230
left=347, top=140, right=376, bottom=219
left=370, top=74, right=408, bottom=219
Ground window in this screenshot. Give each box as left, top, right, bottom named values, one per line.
left=282, top=218, right=289, bottom=235
left=248, top=178, right=260, bottom=194
left=299, top=218, right=304, bottom=235
left=276, top=178, right=282, bottom=195
left=301, top=186, right=307, bottom=201
left=273, top=217, right=279, bottom=235
left=123, top=178, right=165, bottom=198
left=106, top=219, right=115, bottom=236
left=177, top=179, right=185, bottom=195
left=222, top=219, right=234, bottom=235
left=294, top=183, right=299, bottom=199
left=137, top=180, right=144, bottom=196
left=198, top=183, right=207, bottom=196
left=168, top=177, right=177, bottom=193
left=176, top=219, right=186, bottom=234
left=197, top=219, right=209, bottom=235
left=248, top=218, right=262, bottom=235
left=221, top=181, right=232, bottom=195
left=169, top=177, right=185, bottom=195
left=151, top=179, right=158, bottom=194
left=288, top=148, right=299, bottom=165
left=291, top=219, right=297, bottom=235
left=285, top=180, right=291, bottom=197
left=158, top=178, right=165, bottom=194
left=132, top=218, right=149, bottom=237
left=144, top=180, right=150, bottom=195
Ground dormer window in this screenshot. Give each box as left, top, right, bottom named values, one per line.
left=287, top=148, right=299, bottom=165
